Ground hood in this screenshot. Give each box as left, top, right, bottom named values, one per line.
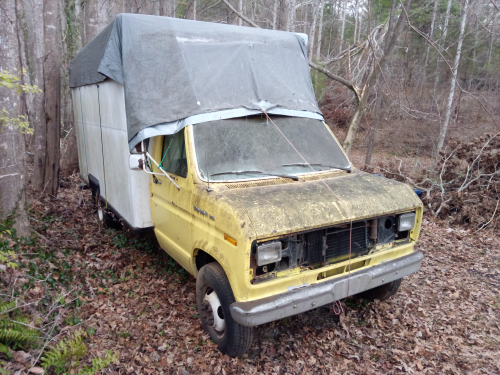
left=221, top=171, right=422, bottom=238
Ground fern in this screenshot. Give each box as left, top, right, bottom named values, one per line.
left=76, top=350, right=118, bottom=375
left=41, top=330, right=88, bottom=374
left=0, top=360, right=11, bottom=375
left=0, top=300, right=16, bottom=314
left=0, top=225, right=18, bottom=270
left=0, top=302, right=40, bottom=347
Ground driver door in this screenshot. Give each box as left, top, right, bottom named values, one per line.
left=150, top=129, right=194, bottom=272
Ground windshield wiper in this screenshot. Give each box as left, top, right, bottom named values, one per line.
left=282, top=163, right=351, bottom=173
left=211, top=170, right=299, bottom=181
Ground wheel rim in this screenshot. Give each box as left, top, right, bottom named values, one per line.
left=200, top=288, right=225, bottom=334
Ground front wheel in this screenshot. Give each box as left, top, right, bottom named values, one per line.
left=196, top=262, right=253, bottom=357
left=357, top=278, right=402, bottom=301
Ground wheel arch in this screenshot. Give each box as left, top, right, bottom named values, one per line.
left=193, top=248, right=218, bottom=276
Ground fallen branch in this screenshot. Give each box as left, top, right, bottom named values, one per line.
left=309, top=62, right=360, bottom=102
left=220, top=0, right=260, bottom=28
left=475, top=199, right=499, bottom=232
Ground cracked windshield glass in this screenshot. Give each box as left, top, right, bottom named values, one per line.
left=193, top=115, right=350, bottom=181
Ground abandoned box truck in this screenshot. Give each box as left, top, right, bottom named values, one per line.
left=69, top=14, right=424, bottom=357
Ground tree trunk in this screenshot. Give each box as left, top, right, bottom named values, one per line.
left=84, top=0, right=98, bottom=44
left=437, top=0, right=469, bottom=155
left=193, top=0, right=196, bottom=20
left=238, top=0, right=243, bottom=26
left=364, top=90, right=383, bottom=166
left=20, top=0, right=44, bottom=153
left=34, top=0, right=61, bottom=196
left=354, top=0, right=359, bottom=44
left=433, top=0, right=453, bottom=97
left=0, top=0, right=30, bottom=236
left=272, top=0, right=279, bottom=29
left=160, top=0, right=175, bottom=17
left=488, top=13, right=497, bottom=63
left=315, top=0, right=324, bottom=61
left=339, top=1, right=345, bottom=54
left=288, top=0, right=296, bottom=32
left=423, top=0, right=439, bottom=82
left=308, top=0, right=322, bottom=62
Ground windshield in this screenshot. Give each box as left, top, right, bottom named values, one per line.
left=192, top=116, right=350, bottom=181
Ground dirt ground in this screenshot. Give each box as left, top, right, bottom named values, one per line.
left=3, top=173, right=500, bottom=374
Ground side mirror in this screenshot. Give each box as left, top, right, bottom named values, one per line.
left=129, top=154, right=143, bottom=171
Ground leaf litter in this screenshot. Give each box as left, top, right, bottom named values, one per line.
left=3, top=173, right=500, bottom=374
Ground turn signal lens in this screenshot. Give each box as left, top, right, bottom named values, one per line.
left=224, top=234, right=237, bottom=246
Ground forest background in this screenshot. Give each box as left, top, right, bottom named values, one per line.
left=0, top=0, right=499, bottom=373
left=1, top=0, right=499, bottom=234
left=1, top=0, right=499, bottom=232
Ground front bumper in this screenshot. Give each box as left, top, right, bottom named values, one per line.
left=230, top=251, right=423, bottom=327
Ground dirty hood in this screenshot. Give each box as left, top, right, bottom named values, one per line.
left=222, top=171, right=422, bottom=238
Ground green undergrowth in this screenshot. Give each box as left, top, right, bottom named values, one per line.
left=41, top=330, right=118, bottom=375
left=1, top=191, right=193, bottom=372
left=1, top=218, right=40, bottom=351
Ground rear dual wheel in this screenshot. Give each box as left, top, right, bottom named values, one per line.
left=92, top=189, right=121, bottom=228
left=196, top=262, right=253, bottom=357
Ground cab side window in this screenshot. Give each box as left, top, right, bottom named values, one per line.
left=160, top=129, right=188, bottom=178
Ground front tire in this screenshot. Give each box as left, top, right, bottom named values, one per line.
left=196, top=262, right=253, bottom=357
left=357, top=278, right=402, bottom=301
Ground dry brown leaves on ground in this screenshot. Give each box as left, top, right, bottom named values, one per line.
left=3, top=174, right=500, bottom=374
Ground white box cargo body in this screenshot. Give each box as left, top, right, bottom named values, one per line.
left=72, top=80, right=153, bottom=230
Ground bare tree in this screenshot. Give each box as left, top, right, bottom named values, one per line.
left=365, top=0, right=397, bottom=166
left=354, top=0, right=360, bottom=43
left=315, top=0, right=325, bottom=61
left=343, top=0, right=413, bottom=155
left=272, top=0, right=279, bottom=29
left=84, top=0, right=99, bottom=44
left=308, top=0, right=323, bottom=62
left=33, top=0, right=61, bottom=196
left=238, top=0, right=243, bottom=25
left=424, top=0, right=439, bottom=72
left=0, top=0, right=30, bottom=236
left=433, top=0, right=453, bottom=96
left=20, top=0, right=44, bottom=150
left=437, top=0, right=470, bottom=154
left=339, top=0, right=346, bottom=54
left=160, top=0, right=176, bottom=17
left=221, top=0, right=260, bottom=27
left=288, top=0, right=296, bottom=31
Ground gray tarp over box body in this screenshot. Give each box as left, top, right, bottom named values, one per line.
left=69, top=14, right=322, bottom=148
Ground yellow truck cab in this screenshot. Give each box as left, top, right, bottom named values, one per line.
left=70, top=14, right=423, bottom=357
